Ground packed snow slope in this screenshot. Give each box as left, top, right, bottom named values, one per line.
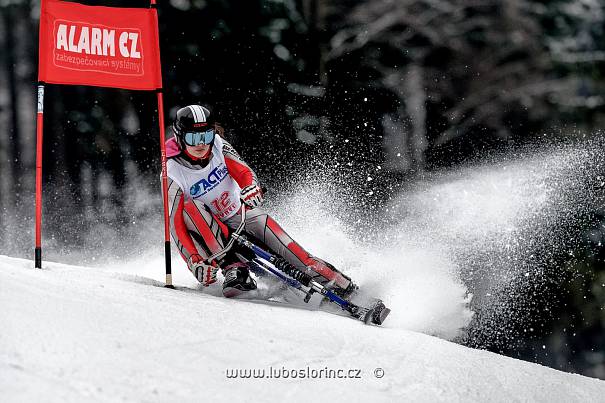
left=1, top=256, right=604, bottom=403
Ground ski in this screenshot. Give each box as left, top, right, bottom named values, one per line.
left=198, top=203, right=392, bottom=326
left=234, top=233, right=391, bottom=325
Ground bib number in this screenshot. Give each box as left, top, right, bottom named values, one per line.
left=211, top=191, right=239, bottom=219
left=211, top=191, right=231, bottom=212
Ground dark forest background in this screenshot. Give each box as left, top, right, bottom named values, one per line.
left=0, top=0, right=604, bottom=379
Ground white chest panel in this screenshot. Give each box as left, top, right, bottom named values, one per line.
left=167, top=136, right=242, bottom=220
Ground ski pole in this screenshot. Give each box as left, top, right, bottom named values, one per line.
left=233, top=234, right=356, bottom=313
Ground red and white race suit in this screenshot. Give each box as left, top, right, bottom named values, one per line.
left=165, top=136, right=352, bottom=290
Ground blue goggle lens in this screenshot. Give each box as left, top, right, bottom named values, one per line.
left=184, top=129, right=215, bottom=146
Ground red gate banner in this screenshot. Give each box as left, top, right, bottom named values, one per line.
left=38, top=0, right=162, bottom=90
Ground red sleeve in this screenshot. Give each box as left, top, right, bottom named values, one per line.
left=221, top=140, right=258, bottom=188
left=225, top=156, right=256, bottom=188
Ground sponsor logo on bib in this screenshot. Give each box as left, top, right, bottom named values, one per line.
left=190, top=164, right=229, bottom=197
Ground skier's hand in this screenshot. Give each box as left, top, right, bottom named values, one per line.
left=241, top=184, right=264, bottom=208
left=189, top=254, right=218, bottom=286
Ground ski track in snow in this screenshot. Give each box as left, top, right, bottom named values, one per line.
left=1, top=255, right=604, bottom=403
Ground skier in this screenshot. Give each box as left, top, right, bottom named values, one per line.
left=166, top=104, right=357, bottom=298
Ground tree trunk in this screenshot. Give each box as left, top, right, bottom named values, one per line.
left=404, top=64, right=427, bottom=171
left=3, top=5, right=20, bottom=171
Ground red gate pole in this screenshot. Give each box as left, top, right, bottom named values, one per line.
left=151, top=0, right=173, bottom=287
left=157, top=90, right=173, bottom=288
left=34, top=83, right=45, bottom=269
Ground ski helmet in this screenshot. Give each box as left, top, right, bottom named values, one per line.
left=172, top=105, right=216, bottom=147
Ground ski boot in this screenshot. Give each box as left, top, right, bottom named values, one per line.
left=318, top=260, right=358, bottom=300
left=332, top=281, right=359, bottom=301
left=222, top=262, right=257, bottom=298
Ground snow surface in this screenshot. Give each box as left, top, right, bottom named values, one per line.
left=2, top=255, right=604, bottom=402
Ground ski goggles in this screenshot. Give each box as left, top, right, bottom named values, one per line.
left=183, top=129, right=215, bottom=146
